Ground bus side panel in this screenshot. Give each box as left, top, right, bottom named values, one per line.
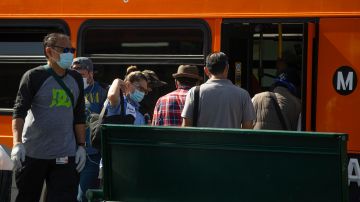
left=204, top=18, right=221, bottom=52
left=0, top=115, right=13, bottom=149
left=317, top=18, right=360, bottom=153
left=306, top=22, right=315, bottom=131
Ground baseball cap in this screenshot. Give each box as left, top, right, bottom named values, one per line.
left=72, top=57, right=93, bottom=72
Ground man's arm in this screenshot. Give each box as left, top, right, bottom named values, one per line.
left=241, top=120, right=254, bottom=129
left=74, top=124, right=86, bottom=145
left=151, top=99, right=161, bottom=126
left=12, top=118, right=24, bottom=146
left=74, top=123, right=86, bottom=172
left=181, top=88, right=195, bottom=127
left=182, top=118, right=193, bottom=127
left=241, top=91, right=256, bottom=129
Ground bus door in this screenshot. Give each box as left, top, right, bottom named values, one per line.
left=316, top=18, right=360, bottom=200
left=221, top=19, right=315, bottom=129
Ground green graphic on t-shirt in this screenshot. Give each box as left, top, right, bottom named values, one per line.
left=50, top=89, right=71, bottom=108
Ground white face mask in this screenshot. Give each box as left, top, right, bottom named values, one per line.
left=83, top=77, right=89, bottom=89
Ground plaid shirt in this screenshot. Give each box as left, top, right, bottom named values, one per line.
left=152, top=86, right=191, bottom=126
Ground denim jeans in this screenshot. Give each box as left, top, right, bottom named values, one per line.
left=77, top=153, right=101, bottom=202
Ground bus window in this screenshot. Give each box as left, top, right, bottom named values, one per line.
left=77, top=19, right=210, bottom=96
left=0, top=20, right=69, bottom=110
left=82, top=28, right=204, bottom=55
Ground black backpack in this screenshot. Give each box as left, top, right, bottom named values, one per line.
left=89, top=90, right=135, bottom=150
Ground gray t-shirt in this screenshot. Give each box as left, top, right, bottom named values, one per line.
left=181, top=79, right=255, bottom=128
left=13, top=65, right=85, bottom=159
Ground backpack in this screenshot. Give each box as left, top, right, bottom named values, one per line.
left=89, top=90, right=135, bottom=150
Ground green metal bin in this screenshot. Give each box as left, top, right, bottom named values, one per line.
left=88, top=125, right=348, bottom=202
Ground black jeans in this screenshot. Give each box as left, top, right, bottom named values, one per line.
left=15, top=156, right=79, bottom=202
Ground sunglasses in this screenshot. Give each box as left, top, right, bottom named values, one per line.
left=51, top=45, right=76, bottom=54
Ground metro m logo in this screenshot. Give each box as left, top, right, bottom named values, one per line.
left=337, top=71, right=353, bottom=91
left=333, top=66, right=357, bottom=96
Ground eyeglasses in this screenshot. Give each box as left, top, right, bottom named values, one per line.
left=132, top=83, right=148, bottom=95
left=51, top=45, right=76, bottom=54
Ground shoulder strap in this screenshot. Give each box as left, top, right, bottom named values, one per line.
left=193, top=86, right=200, bottom=127
left=44, top=65, right=74, bottom=107
left=98, top=99, right=109, bottom=122
left=269, top=92, right=288, bottom=130
left=120, top=89, right=126, bottom=116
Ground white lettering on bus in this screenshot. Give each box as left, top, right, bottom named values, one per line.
left=348, top=158, right=360, bottom=187
left=337, top=71, right=353, bottom=91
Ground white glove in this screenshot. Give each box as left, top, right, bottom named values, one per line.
left=75, top=146, right=86, bottom=172
left=11, top=143, right=26, bottom=170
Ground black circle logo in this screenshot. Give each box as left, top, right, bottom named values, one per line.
left=333, top=66, right=357, bottom=96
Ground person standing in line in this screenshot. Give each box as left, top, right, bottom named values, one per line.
left=97, top=71, right=149, bottom=180
left=152, top=65, right=202, bottom=126
left=182, top=52, right=255, bottom=128
left=71, top=57, right=107, bottom=201
left=140, top=69, right=167, bottom=124
left=107, top=71, right=148, bottom=125
left=11, top=33, right=86, bottom=202
left=252, top=69, right=301, bottom=130
left=122, top=65, right=167, bottom=124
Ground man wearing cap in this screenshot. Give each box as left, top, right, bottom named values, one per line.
left=152, top=65, right=202, bottom=126
left=252, top=68, right=301, bottom=130
left=182, top=52, right=255, bottom=128
left=71, top=57, right=107, bottom=202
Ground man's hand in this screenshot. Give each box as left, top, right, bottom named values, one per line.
left=11, top=143, right=26, bottom=170
left=75, top=146, right=86, bottom=172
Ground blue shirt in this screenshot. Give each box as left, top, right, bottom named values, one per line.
left=106, top=95, right=145, bottom=125
left=85, top=81, right=107, bottom=154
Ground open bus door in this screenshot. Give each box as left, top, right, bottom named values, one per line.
left=316, top=18, right=360, bottom=201
left=221, top=19, right=312, bottom=127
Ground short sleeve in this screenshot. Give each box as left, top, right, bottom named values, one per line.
left=181, top=87, right=195, bottom=119
left=106, top=99, right=121, bottom=116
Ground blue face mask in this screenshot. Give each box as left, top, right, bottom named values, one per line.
left=130, top=89, right=145, bottom=103
left=57, top=53, right=74, bottom=69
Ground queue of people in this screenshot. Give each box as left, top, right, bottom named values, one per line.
left=10, top=32, right=301, bottom=201
left=71, top=57, right=106, bottom=201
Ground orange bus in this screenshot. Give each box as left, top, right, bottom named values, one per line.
left=0, top=0, right=360, bottom=200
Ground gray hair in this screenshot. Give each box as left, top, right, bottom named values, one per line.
left=43, top=33, right=69, bottom=58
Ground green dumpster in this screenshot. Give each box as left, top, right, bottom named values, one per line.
left=88, top=125, right=348, bottom=202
